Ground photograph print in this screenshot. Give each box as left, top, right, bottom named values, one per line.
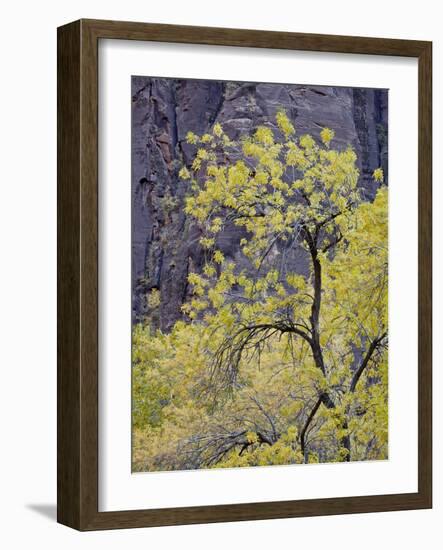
left=131, top=77, right=388, bottom=473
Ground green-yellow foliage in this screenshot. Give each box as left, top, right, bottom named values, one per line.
left=147, top=288, right=161, bottom=309
left=373, top=167, right=384, bottom=183
left=133, top=112, right=388, bottom=472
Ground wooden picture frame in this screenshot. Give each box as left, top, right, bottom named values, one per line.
left=57, top=18, right=432, bottom=530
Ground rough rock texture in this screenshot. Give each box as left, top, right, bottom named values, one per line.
left=132, top=77, right=388, bottom=330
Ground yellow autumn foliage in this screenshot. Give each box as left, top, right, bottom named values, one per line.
left=133, top=112, right=388, bottom=471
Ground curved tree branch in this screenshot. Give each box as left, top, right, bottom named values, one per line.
left=300, top=396, right=322, bottom=460
left=350, top=332, right=388, bottom=393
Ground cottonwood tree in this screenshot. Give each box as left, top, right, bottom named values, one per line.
left=132, top=113, right=388, bottom=471
left=177, top=112, right=387, bottom=468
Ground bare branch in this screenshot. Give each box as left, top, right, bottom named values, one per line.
left=300, top=397, right=322, bottom=459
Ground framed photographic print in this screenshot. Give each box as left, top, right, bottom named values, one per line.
left=57, top=19, right=432, bottom=530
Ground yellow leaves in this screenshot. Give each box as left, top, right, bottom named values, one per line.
left=190, top=298, right=208, bottom=311
left=276, top=109, right=295, bottom=137
left=203, top=264, right=216, bottom=277
left=341, top=146, right=356, bottom=163
left=184, top=196, right=195, bottom=214
left=134, top=288, right=388, bottom=470
left=193, top=148, right=210, bottom=169
left=184, top=116, right=362, bottom=269
left=281, top=401, right=303, bottom=418
left=286, top=145, right=309, bottom=169
left=213, top=250, right=225, bottom=264
left=252, top=278, right=267, bottom=292
left=220, top=263, right=236, bottom=286
left=133, top=113, right=388, bottom=472
left=285, top=426, right=298, bottom=441
left=210, top=217, right=223, bottom=234
left=373, top=167, right=384, bottom=183
left=188, top=272, right=206, bottom=287
left=299, top=134, right=315, bottom=150
left=213, top=122, right=223, bottom=137
left=292, top=179, right=304, bottom=190
left=186, top=131, right=198, bottom=144
left=270, top=210, right=284, bottom=231
left=147, top=288, right=161, bottom=309
left=223, top=194, right=237, bottom=209
left=307, top=452, right=319, bottom=464
left=206, top=164, right=222, bottom=178
left=269, top=159, right=284, bottom=179
left=293, top=176, right=313, bottom=194
left=255, top=126, right=274, bottom=146
left=275, top=283, right=286, bottom=297
left=320, top=127, right=335, bottom=146
left=197, top=148, right=209, bottom=160
left=200, top=237, right=215, bottom=249
left=222, top=134, right=233, bottom=147
left=208, top=288, right=224, bottom=309
left=217, top=307, right=236, bottom=329
left=286, top=273, right=306, bottom=290
left=240, top=187, right=256, bottom=204
left=310, top=191, right=323, bottom=209
left=188, top=272, right=209, bottom=299
left=254, top=170, right=269, bottom=185
left=178, top=166, right=191, bottom=180
left=246, top=431, right=258, bottom=444
left=270, top=177, right=289, bottom=192
left=266, top=269, right=279, bottom=285
left=337, top=447, right=350, bottom=460
left=237, top=272, right=250, bottom=288
left=284, top=207, right=297, bottom=225
left=242, top=139, right=262, bottom=158
left=335, top=195, right=347, bottom=212
left=192, top=157, right=202, bottom=171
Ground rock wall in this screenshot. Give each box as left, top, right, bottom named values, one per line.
left=131, top=77, right=388, bottom=330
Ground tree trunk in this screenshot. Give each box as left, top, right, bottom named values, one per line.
left=303, top=228, right=352, bottom=461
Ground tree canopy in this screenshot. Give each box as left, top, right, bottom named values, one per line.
left=133, top=112, right=388, bottom=471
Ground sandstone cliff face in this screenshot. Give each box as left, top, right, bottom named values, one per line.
left=131, top=77, right=388, bottom=330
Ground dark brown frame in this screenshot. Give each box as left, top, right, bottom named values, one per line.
left=57, top=18, right=432, bottom=531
